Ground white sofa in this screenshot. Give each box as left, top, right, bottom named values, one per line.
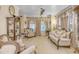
left=0, top=41, right=36, bottom=54
left=20, top=45, right=36, bottom=54
left=49, top=29, right=71, bottom=49
left=0, top=34, right=36, bottom=54
left=0, top=43, right=36, bottom=54
left=0, top=44, right=16, bottom=54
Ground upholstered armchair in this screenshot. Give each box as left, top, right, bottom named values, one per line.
left=27, top=28, right=35, bottom=37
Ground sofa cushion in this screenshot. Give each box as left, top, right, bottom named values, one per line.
left=16, top=39, right=25, bottom=47
left=59, top=38, right=70, bottom=46
left=61, top=32, right=67, bottom=38
left=3, top=41, right=20, bottom=53
left=53, top=32, right=57, bottom=38
left=55, top=30, right=65, bottom=36
left=1, top=36, right=8, bottom=43
left=20, top=45, right=36, bottom=54
left=50, top=35, right=59, bottom=44
left=49, top=31, right=55, bottom=35
left=0, top=45, right=16, bottom=54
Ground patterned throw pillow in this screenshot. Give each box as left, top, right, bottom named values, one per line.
left=61, top=32, right=67, bottom=38
left=53, top=32, right=60, bottom=38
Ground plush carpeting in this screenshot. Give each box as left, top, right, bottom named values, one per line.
left=23, top=36, right=74, bottom=54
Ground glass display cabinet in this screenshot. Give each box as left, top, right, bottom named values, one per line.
left=7, top=16, right=21, bottom=40
left=71, top=6, right=79, bottom=53
left=20, top=16, right=28, bottom=37
left=74, top=6, right=79, bottom=41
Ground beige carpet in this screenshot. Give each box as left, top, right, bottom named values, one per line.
left=23, top=36, right=74, bottom=54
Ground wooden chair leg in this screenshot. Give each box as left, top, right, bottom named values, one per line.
left=74, top=50, right=76, bottom=53
left=34, top=50, right=37, bottom=54
left=57, top=45, right=59, bottom=50
left=48, top=36, right=50, bottom=39
left=57, top=39, right=60, bottom=50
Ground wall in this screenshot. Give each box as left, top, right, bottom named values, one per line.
left=51, top=16, right=56, bottom=31
left=0, top=5, right=19, bottom=35
left=0, top=5, right=57, bottom=35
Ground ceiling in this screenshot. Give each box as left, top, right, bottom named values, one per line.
left=17, top=5, right=68, bottom=16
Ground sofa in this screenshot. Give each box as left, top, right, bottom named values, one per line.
left=0, top=42, right=36, bottom=54
left=0, top=34, right=36, bottom=54
left=0, top=44, right=16, bottom=54
left=0, top=41, right=20, bottom=54
left=49, top=29, right=71, bottom=49
left=20, top=45, right=36, bottom=54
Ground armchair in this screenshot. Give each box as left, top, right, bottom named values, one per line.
left=26, top=28, right=35, bottom=38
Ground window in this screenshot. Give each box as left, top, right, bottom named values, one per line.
left=29, top=21, right=36, bottom=32
left=40, top=21, right=46, bottom=32
left=67, top=12, right=73, bottom=32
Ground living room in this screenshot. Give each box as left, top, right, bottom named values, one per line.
left=0, top=5, right=79, bottom=54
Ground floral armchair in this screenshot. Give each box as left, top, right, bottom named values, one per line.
left=26, top=28, right=35, bottom=38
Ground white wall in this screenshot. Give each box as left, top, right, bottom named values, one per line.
left=51, top=16, right=56, bottom=31
left=0, top=5, right=19, bottom=35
